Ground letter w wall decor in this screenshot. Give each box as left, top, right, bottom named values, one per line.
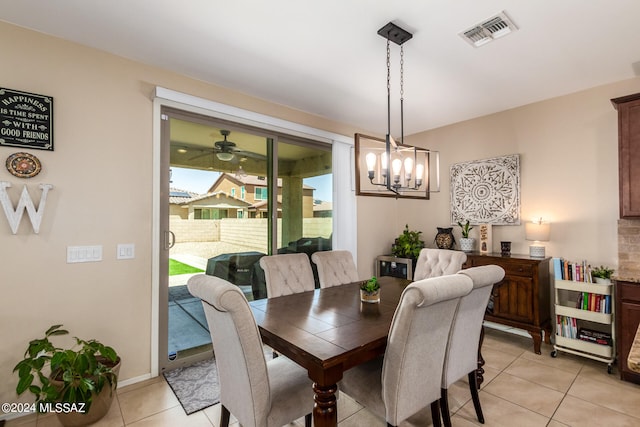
left=0, top=181, right=53, bottom=234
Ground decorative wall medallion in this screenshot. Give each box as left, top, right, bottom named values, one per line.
left=450, top=154, right=520, bottom=225
left=6, top=152, right=42, bottom=178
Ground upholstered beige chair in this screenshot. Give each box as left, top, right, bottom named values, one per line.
left=259, top=253, right=315, bottom=297
left=187, top=274, right=312, bottom=427
left=439, top=265, right=505, bottom=427
left=413, top=248, right=468, bottom=281
left=339, top=274, right=474, bottom=427
left=311, top=250, right=359, bottom=288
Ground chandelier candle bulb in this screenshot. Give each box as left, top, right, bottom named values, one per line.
left=392, top=158, right=402, bottom=181
left=416, top=163, right=424, bottom=186
left=365, top=152, right=377, bottom=179
left=404, top=157, right=413, bottom=181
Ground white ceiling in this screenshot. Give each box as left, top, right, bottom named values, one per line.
left=2, top=0, right=639, bottom=136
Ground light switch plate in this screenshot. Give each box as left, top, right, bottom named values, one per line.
left=67, top=245, right=103, bottom=263
left=117, top=243, right=135, bottom=260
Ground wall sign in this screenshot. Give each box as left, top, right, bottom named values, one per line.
left=450, top=154, right=520, bottom=225
left=0, top=87, right=54, bottom=151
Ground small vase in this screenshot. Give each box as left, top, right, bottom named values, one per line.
left=459, top=237, right=475, bottom=252
left=594, top=277, right=612, bottom=285
left=360, top=288, right=380, bottom=303
left=435, top=227, right=455, bottom=249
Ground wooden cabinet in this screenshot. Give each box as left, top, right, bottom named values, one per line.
left=464, top=253, right=551, bottom=354
left=611, top=93, right=640, bottom=218
left=615, top=280, right=640, bottom=383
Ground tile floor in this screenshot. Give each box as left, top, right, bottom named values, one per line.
left=5, top=328, right=640, bottom=427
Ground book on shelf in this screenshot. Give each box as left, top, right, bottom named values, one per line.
left=574, top=292, right=611, bottom=314
left=556, top=315, right=578, bottom=339
left=553, top=257, right=595, bottom=283
left=578, top=327, right=612, bottom=346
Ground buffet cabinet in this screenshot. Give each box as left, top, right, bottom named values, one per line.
left=464, top=253, right=551, bottom=354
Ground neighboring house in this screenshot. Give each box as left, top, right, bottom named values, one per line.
left=169, top=188, right=251, bottom=220
left=313, top=200, right=332, bottom=218
left=207, top=173, right=316, bottom=218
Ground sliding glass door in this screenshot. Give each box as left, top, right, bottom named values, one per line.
left=159, top=107, right=332, bottom=372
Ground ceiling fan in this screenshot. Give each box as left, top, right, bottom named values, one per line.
left=188, top=130, right=265, bottom=163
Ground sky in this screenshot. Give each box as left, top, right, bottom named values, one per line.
left=170, top=167, right=333, bottom=202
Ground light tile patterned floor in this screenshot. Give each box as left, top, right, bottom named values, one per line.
left=6, top=328, right=640, bottom=427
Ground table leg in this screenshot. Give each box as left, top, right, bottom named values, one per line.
left=476, top=326, right=485, bottom=388
left=312, top=382, right=338, bottom=427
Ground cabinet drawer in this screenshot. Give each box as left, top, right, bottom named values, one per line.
left=471, top=257, right=533, bottom=277
left=618, top=281, right=640, bottom=302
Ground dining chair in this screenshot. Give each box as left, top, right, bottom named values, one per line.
left=187, top=274, right=313, bottom=427
left=412, top=248, right=468, bottom=281
left=339, top=274, right=474, bottom=427
left=311, top=250, right=360, bottom=288
left=259, top=253, right=315, bottom=297
left=439, top=265, right=505, bottom=427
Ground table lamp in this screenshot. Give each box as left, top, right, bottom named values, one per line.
left=525, top=218, right=550, bottom=258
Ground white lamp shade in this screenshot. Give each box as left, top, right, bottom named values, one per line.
left=525, top=222, right=550, bottom=242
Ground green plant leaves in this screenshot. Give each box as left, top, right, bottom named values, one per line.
left=391, top=224, right=424, bottom=258
left=14, top=324, right=119, bottom=413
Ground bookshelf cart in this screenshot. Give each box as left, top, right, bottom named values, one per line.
left=552, top=278, right=615, bottom=373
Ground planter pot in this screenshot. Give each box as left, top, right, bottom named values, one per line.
left=53, top=358, right=121, bottom=427
left=594, top=277, right=612, bottom=285
left=459, top=237, right=475, bottom=252
left=360, top=289, right=380, bottom=303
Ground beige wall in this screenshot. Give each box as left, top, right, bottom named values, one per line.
left=0, top=21, right=356, bottom=408
left=356, top=78, right=640, bottom=278
left=2, top=18, right=640, bottom=410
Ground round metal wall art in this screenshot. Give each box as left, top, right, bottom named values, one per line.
left=5, top=152, right=42, bottom=178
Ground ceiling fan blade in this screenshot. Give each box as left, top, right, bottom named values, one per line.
left=234, top=150, right=267, bottom=161
left=188, top=151, right=214, bottom=161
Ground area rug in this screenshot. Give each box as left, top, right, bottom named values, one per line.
left=163, top=357, right=220, bottom=414
left=164, top=347, right=273, bottom=414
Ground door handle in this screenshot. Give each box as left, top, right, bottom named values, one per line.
left=164, top=230, right=175, bottom=250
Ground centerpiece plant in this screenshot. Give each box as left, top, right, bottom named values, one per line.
left=360, top=277, right=381, bottom=303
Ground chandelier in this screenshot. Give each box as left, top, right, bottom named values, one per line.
left=355, top=22, right=439, bottom=199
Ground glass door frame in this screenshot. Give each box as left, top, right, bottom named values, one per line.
left=151, top=87, right=356, bottom=376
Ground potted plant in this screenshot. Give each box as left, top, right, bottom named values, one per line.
left=457, top=220, right=475, bottom=252
left=391, top=224, right=424, bottom=260
left=591, top=265, right=615, bottom=284
left=14, top=324, right=120, bottom=427
left=360, top=277, right=380, bottom=303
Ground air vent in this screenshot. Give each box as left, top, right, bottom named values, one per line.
left=459, top=11, right=518, bottom=47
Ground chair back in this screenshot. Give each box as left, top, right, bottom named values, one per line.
left=259, top=253, right=315, bottom=297
left=187, top=274, right=270, bottom=427
left=413, top=248, right=467, bottom=280
left=311, top=250, right=359, bottom=288
left=381, top=274, right=473, bottom=425
left=442, top=265, right=506, bottom=387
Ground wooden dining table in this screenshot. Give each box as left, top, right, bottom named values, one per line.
left=249, top=276, right=409, bottom=427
